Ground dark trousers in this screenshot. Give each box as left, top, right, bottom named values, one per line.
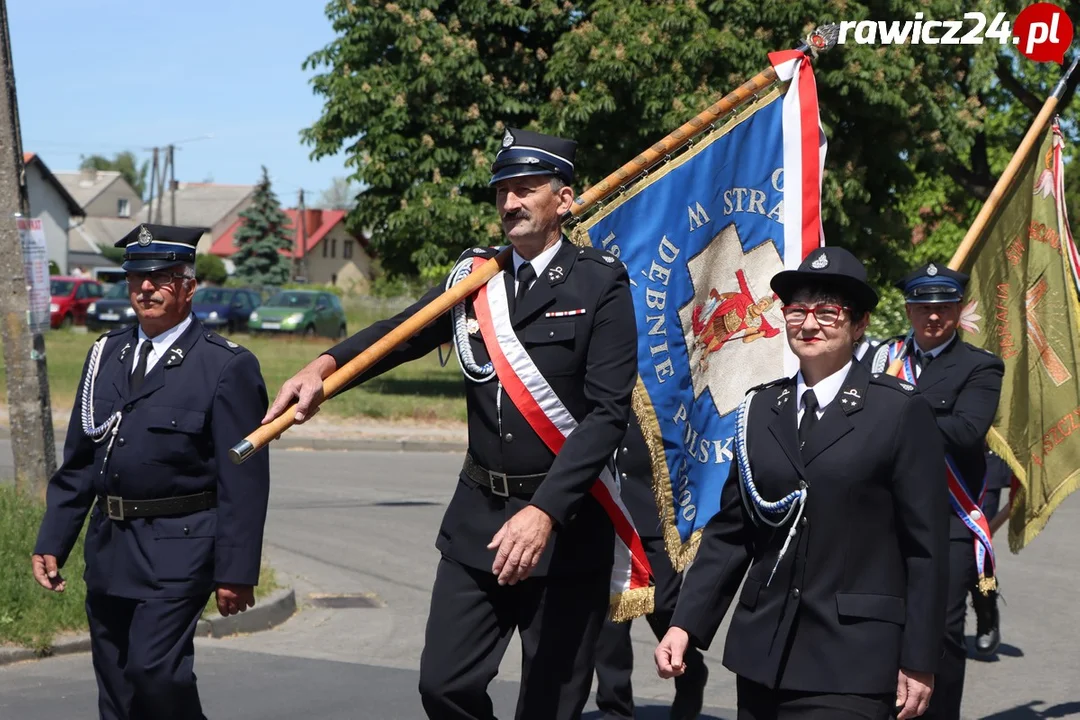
left=418, top=556, right=609, bottom=720
left=924, top=537, right=977, bottom=720
left=594, top=535, right=706, bottom=719
left=86, top=591, right=209, bottom=720
left=736, top=676, right=894, bottom=720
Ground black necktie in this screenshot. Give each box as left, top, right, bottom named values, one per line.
left=918, top=350, right=934, bottom=371
left=799, top=389, right=819, bottom=452
left=515, top=262, right=536, bottom=312
left=130, top=341, right=153, bottom=392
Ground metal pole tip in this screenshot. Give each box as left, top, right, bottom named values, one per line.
left=229, top=439, right=256, bottom=465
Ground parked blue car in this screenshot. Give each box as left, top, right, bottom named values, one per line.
left=192, top=287, right=263, bottom=333
left=86, top=282, right=136, bottom=332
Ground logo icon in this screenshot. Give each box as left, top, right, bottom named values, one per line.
left=502, top=130, right=515, bottom=148
left=810, top=254, right=829, bottom=269
left=1014, top=3, right=1073, bottom=64
left=137, top=226, right=153, bottom=246
left=927, top=263, right=938, bottom=276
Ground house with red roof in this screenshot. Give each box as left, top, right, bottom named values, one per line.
left=211, top=208, right=373, bottom=294
left=24, top=153, right=85, bottom=274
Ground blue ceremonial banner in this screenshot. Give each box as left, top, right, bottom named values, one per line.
left=573, top=52, right=825, bottom=567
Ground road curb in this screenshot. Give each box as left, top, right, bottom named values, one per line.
left=0, top=588, right=297, bottom=666
left=196, top=587, right=297, bottom=639
left=0, top=633, right=92, bottom=667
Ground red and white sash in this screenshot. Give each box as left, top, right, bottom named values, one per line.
left=889, top=340, right=997, bottom=592
left=470, top=257, right=654, bottom=621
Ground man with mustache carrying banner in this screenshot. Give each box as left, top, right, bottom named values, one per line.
left=262, top=127, right=651, bottom=720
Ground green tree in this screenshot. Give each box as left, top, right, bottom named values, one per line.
left=195, top=253, right=228, bottom=285
left=318, top=176, right=361, bottom=210
left=231, top=167, right=294, bottom=287
left=80, top=151, right=149, bottom=200
left=301, top=0, right=1080, bottom=305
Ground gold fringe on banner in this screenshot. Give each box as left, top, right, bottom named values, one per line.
left=609, top=586, right=655, bottom=623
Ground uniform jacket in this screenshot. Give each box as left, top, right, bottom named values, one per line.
left=34, top=318, right=271, bottom=599
left=672, top=362, right=949, bottom=694
left=868, top=334, right=1004, bottom=537
left=325, top=240, right=638, bottom=577
left=616, top=416, right=664, bottom=540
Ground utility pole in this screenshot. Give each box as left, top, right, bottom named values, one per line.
left=147, top=147, right=159, bottom=223
left=168, top=144, right=175, bottom=225
left=0, top=0, right=57, bottom=496
left=296, top=189, right=307, bottom=282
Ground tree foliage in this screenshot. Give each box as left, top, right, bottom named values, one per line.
left=318, top=176, right=361, bottom=210
left=231, top=167, right=294, bottom=287
left=80, top=151, right=149, bottom=200
left=302, top=0, right=1080, bottom=336
left=195, top=253, right=228, bottom=285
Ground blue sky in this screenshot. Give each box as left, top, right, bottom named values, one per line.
left=9, top=0, right=351, bottom=206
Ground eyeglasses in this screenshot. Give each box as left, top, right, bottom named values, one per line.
left=781, top=304, right=850, bottom=327
left=127, top=271, right=186, bottom=286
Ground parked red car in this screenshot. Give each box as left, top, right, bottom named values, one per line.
left=50, top=276, right=104, bottom=329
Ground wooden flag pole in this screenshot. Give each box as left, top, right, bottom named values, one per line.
left=229, top=248, right=513, bottom=463
left=567, top=23, right=840, bottom=220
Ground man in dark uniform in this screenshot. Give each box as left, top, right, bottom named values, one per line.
left=263, top=128, right=638, bottom=719
left=592, top=415, right=709, bottom=720
left=868, top=263, right=1004, bottom=719
left=656, top=246, right=949, bottom=720
left=31, top=224, right=272, bottom=720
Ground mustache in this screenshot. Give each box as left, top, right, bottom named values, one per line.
left=502, top=209, right=530, bottom=222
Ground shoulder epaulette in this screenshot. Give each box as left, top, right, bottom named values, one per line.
left=459, top=246, right=500, bottom=261
left=203, top=330, right=246, bottom=354
left=575, top=245, right=623, bottom=269
left=746, top=376, right=788, bottom=394
left=100, top=326, right=130, bottom=340
left=869, top=372, right=917, bottom=394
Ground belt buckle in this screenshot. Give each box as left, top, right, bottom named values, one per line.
left=488, top=470, right=509, bottom=498
left=105, top=495, right=125, bottom=521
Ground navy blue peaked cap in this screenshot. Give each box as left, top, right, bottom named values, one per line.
left=115, top=223, right=201, bottom=272
left=490, top=128, right=576, bottom=186
left=895, top=262, right=968, bottom=304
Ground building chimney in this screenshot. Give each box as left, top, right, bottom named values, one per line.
left=79, top=167, right=97, bottom=185
left=303, top=208, right=322, bottom=236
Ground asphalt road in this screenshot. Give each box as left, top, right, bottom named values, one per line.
left=1, top=442, right=1078, bottom=719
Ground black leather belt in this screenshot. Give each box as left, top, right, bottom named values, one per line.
left=99, top=491, right=217, bottom=521
left=462, top=453, right=546, bottom=497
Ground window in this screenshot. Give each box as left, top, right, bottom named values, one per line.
left=117, top=198, right=130, bottom=217
left=331, top=238, right=337, bottom=258
left=322, top=239, right=328, bottom=258
left=343, top=240, right=354, bottom=259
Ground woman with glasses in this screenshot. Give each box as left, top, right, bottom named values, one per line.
left=655, top=246, right=950, bottom=720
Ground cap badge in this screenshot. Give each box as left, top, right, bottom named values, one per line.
left=927, top=263, right=938, bottom=276
left=810, top=254, right=829, bottom=269
left=502, top=130, right=515, bottom=148
left=137, top=226, right=153, bottom=246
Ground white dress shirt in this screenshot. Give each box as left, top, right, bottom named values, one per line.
left=131, top=313, right=193, bottom=377
left=911, top=333, right=954, bottom=378
left=795, top=360, right=852, bottom=425
left=512, top=239, right=563, bottom=291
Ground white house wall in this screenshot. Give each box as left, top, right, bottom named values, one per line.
left=26, top=162, right=72, bottom=275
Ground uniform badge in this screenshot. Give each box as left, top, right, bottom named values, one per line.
left=899, top=382, right=914, bottom=391
left=603, top=255, right=615, bottom=264
left=466, top=317, right=480, bottom=335
left=502, top=130, right=515, bottom=148
left=226, top=340, right=238, bottom=348
left=843, top=388, right=861, bottom=399
left=137, top=226, right=153, bottom=246
left=811, top=254, right=829, bottom=269
left=547, top=265, right=564, bottom=281
left=927, top=263, right=938, bottom=276
left=473, top=247, right=486, bottom=254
